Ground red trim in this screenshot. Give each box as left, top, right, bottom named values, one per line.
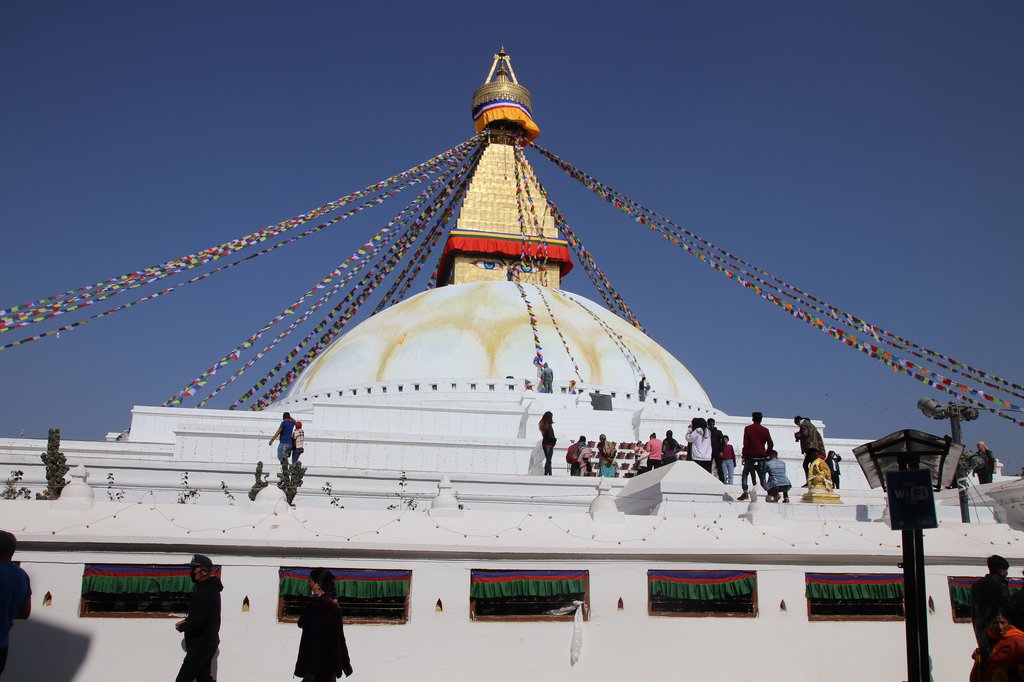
left=438, top=232, right=574, bottom=282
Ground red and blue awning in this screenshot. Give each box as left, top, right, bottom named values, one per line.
left=470, top=570, right=587, bottom=599
left=648, top=570, right=757, bottom=600
left=82, top=564, right=220, bottom=595
left=805, top=573, right=904, bottom=601
left=948, top=576, right=1023, bottom=607
left=278, top=568, right=411, bottom=599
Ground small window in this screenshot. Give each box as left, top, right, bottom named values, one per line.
left=806, top=573, right=904, bottom=621
left=648, top=570, right=758, bottom=617
left=470, top=570, right=588, bottom=622
left=278, top=568, right=411, bottom=624
left=80, top=564, right=221, bottom=618
left=948, top=576, right=1023, bottom=623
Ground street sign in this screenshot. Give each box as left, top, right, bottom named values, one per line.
left=886, top=469, right=938, bottom=530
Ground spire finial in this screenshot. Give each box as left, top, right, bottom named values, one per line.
left=472, top=48, right=539, bottom=140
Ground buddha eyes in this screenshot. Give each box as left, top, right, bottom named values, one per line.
left=471, top=260, right=547, bottom=273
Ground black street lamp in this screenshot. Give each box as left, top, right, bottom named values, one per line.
left=853, top=429, right=964, bottom=682
left=917, top=398, right=979, bottom=523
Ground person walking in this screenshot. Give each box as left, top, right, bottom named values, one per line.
left=662, top=430, right=681, bottom=465
left=294, top=568, right=353, bottom=681
left=973, top=555, right=1013, bottom=677
left=0, top=531, right=31, bottom=678
left=566, top=436, right=586, bottom=477
left=739, top=412, right=773, bottom=501
left=976, top=442, right=996, bottom=485
left=540, top=363, right=554, bottom=393
left=269, top=412, right=297, bottom=464
left=975, top=610, right=1024, bottom=682
left=539, top=412, right=556, bottom=476
left=597, top=435, right=617, bottom=478
left=291, top=421, right=306, bottom=464
left=646, top=433, right=663, bottom=469
left=720, top=435, right=737, bottom=485
left=794, top=416, right=825, bottom=483
left=707, top=419, right=726, bottom=483
left=175, top=554, right=223, bottom=682
left=685, top=418, right=713, bottom=474
left=826, top=451, right=842, bottom=489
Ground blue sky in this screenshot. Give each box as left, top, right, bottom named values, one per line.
left=1, top=2, right=1021, bottom=470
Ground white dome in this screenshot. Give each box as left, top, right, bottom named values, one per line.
left=288, top=281, right=713, bottom=407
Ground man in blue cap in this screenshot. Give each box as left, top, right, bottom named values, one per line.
left=174, top=554, right=223, bottom=682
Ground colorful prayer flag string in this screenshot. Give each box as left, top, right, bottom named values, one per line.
left=193, top=154, right=475, bottom=407
left=533, top=285, right=583, bottom=382
left=557, top=290, right=646, bottom=383
left=0, top=135, right=484, bottom=330
left=514, top=147, right=644, bottom=331
left=513, top=281, right=545, bottom=368
left=242, top=144, right=484, bottom=409
left=530, top=142, right=1024, bottom=414
left=166, top=142, right=483, bottom=407
left=0, top=156, right=469, bottom=354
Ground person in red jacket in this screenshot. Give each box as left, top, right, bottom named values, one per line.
left=971, top=610, right=1024, bottom=682
left=738, top=412, right=773, bottom=501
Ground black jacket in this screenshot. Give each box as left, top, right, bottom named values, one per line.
left=295, top=597, right=352, bottom=678
left=180, top=576, right=223, bottom=644
left=971, top=574, right=1011, bottom=639
left=709, top=428, right=724, bottom=457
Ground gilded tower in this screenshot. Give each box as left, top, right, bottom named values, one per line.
left=435, top=49, right=573, bottom=288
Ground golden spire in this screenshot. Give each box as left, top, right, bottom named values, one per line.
left=471, top=48, right=539, bottom=140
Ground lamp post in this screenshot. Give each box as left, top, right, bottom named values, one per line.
left=917, top=398, right=979, bottom=523
left=854, top=429, right=964, bottom=682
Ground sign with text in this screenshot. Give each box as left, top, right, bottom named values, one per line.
left=886, top=469, right=937, bottom=531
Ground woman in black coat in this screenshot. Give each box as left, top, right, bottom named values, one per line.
left=295, top=568, right=353, bottom=681
left=539, top=411, right=556, bottom=476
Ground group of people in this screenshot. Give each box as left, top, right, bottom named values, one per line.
left=269, top=412, right=306, bottom=465
left=639, top=418, right=736, bottom=479
left=2, top=535, right=354, bottom=682
left=970, top=555, right=1024, bottom=681
left=736, top=413, right=842, bottom=501
left=564, top=433, right=623, bottom=478
left=174, top=553, right=352, bottom=682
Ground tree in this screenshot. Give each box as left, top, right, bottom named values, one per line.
left=248, top=461, right=270, bottom=501
left=37, top=428, right=69, bottom=500
left=278, top=460, right=306, bottom=505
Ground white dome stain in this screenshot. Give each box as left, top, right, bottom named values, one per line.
left=289, top=281, right=712, bottom=407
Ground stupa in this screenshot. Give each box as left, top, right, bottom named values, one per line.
left=0, top=50, right=1017, bottom=682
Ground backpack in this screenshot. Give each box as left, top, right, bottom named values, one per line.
left=566, top=443, right=580, bottom=464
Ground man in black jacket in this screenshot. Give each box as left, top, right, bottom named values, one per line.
left=707, top=419, right=726, bottom=483
left=972, top=554, right=1012, bottom=670
left=175, top=554, right=223, bottom=682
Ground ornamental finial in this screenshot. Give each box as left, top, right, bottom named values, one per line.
left=471, top=48, right=539, bottom=140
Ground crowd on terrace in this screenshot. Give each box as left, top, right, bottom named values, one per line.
left=556, top=411, right=845, bottom=499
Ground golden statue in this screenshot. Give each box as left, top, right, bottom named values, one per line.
left=807, top=456, right=835, bottom=492
left=803, top=453, right=841, bottom=504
